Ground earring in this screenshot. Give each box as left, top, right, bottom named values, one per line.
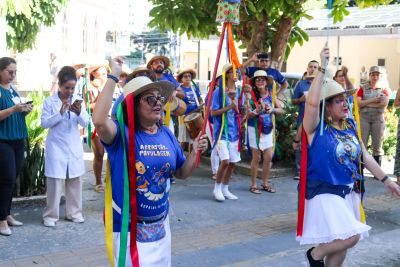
left=327, top=115, right=333, bottom=123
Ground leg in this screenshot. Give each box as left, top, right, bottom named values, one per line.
left=91, top=135, right=104, bottom=190
left=359, top=113, right=371, bottom=149
left=250, top=149, right=261, bottom=193
left=325, top=250, right=347, bottom=267
left=370, top=113, right=385, bottom=160
left=210, top=147, right=220, bottom=179
left=312, top=235, right=360, bottom=262
left=260, top=147, right=275, bottom=193
left=0, top=142, right=16, bottom=235
left=65, top=177, right=83, bottom=222
left=43, top=177, right=63, bottom=225
left=213, top=159, right=228, bottom=201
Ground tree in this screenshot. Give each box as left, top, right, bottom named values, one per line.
left=3, top=0, right=67, bottom=52
left=148, top=0, right=394, bottom=70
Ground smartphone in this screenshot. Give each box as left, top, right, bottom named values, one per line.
left=73, top=99, right=83, bottom=105
left=25, top=100, right=33, bottom=105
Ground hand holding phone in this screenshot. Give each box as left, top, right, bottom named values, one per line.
left=73, top=99, right=83, bottom=106
left=25, top=100, right=33, bottom=105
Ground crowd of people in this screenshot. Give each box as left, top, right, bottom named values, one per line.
left=1, top=44, right=400, bottom=267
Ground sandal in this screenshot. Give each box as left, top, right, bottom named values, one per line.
left=211, top=174, right=217, bottom=180
left=249, top=187, right=261, bottom=194
left=94, top=184, right=104, bottom=193
left=260, top=183, right=276, bottom=193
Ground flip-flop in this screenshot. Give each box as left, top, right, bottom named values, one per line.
left=249, top=187, right=262, bottom=194
left=260, top=183, right=276, bottom=193
left=94, top=184, right=104, bottom=193
left=211, top=174, right=217, bottom=180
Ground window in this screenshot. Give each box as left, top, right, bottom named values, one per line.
left=377, top=58, right=385, bottom=67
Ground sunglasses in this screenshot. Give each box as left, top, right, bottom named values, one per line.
left=182, top=74, right=192, bottom=79
left=255, top=77, right=266, bottom=82
left=142, top=95, right=166, bottom=106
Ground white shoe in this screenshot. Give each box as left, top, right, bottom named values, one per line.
left=7, top=215, right=23, bottom=226
left=0, top=224, right=12, bottom=236
left=222, top=188, right=239, bottom=200
left=71, top=217, right=85, bottom=223
left=43, top=220, right=56, bottom=227
left=213, top=189, right=225, bottom=202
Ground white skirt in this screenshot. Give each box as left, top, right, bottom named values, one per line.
left=113, top=216, right=171, bottom=267
left=297, top=192, right=371, bottom=245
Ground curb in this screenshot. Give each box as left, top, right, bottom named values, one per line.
left=200, top=156, right=295, bottom=179
left=12, top=195, right=46, bottom=207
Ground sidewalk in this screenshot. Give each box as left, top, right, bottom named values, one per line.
left=0, top=154, right=399, bottom=267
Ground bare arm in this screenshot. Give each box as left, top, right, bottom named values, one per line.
left=240, top=53, right=258, bottom=74
left=277, top=81, right=289, bottom=97
left=210, top=102, right=235, bottom=117
left=362, top=143, right=400, bottom=196
left=92, top=58, right=124, bottom=145
left=357, top=95, right=388, bottom=108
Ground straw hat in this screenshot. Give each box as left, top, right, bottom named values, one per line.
left=127, top=65, right=156, bottom=82
left=123, top=76, right=174, bottom=100
left=221, top=63, right=232, bottom=74
left=147, top=55, right=170, bottom=69
left=250, top=70, right=274, bottom=83
left=177, top=68, right=196, bottom=82
left=88, top=60, right=109, bottom=74
left=320, top=79, right=356, bottom=101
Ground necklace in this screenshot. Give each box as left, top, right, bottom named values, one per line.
left=143, top=125, right=157, bottom=133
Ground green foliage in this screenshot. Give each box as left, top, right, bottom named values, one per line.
left=382, top=107, right=398, bottom=158
left=18, top=90, right=49, bottom=196
left=5, top=0, right=68, bottom=52
left=274, top=96, right=298, bottom=161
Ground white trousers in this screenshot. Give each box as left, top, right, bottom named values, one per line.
left=113, top=216, right=171, bottom=267
left=43, top=177, right=83, bottom=222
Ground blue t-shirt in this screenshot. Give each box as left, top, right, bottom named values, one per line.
left=104, top=124, right=186, bottom=232
left=247, top=95, right=273, bottom=134
left=158, top=73, right=180, bottom=89
left=307, top=119, right=361, bottom=188
left=211, top=86, right=240, bottom=142
left=292, top=79, right=312, bottom=125
left=181, top=85, right=201, bottom=114
left=246, top=67, right=286, bottom=85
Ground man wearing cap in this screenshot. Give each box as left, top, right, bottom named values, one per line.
left=241, top=53, right=288, bottom=97
left=357, top=66, right=389, bottom=167
left=291, top=60, right=319, bottom=179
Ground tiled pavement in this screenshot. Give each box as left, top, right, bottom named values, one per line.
left=1, top=155, right=399, bottom=267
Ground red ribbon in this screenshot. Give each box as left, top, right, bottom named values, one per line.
left=125, top=94, right=139, bottom=266
left=296, top=127, right=308, bottom=237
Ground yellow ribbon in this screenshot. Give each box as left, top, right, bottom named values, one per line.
left=105, top=159, right=114, bottom=267
left=271, top=81, right=277, bottom=150
left=165, top=102, right=171, bottom=127
left=352, top=92, right=366, bottom=223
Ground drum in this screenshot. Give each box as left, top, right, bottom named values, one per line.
left=183, top=113, right=204, bottom=139
left=170, top=97, right=187, bottom=116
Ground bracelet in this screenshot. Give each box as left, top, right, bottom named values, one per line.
left=381, top=175, right=389, bottom=183
left=107, top=74, right=119, bottom=83
left=293, top=140, right=299, bottom=143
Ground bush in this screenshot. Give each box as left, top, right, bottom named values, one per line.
left=382, top=106, right=398, bottom=159
left=274, top=98, right=298, bottom=161
left=17, top=90, right=49, bottom=196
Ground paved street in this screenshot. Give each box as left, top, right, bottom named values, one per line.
left=0, top=154, right=400, bottom=267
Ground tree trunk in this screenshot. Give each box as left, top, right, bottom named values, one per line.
left=235, top=12, right=268, bottom=62
left=270, top=16, right=294, bottom=70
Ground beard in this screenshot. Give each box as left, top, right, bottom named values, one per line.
left=153, top=67, right=164, bottom=74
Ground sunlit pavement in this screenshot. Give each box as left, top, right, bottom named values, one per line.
left=0, top=155, right=399, bottom=267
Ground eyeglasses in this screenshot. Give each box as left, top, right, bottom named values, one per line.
left=255, top=77, right=266, bottom=82
left=182, top=74, right=192, bottom=79
left=142, top=95, right=166, bottom=106
left=135, top=72, right=152, bottom=78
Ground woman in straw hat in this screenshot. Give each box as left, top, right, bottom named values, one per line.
left=88, top=63, right=109, bottom=193
left=92, top=58, right=208, bottom=267
left=211, top=63, right=242, bottom=202
left=333, top=66, right=355, bottom=118
left=176, top=68, right=203, bottom=151
left=298, top=46, right=400, bottom=267
left=245, top=70, right=283, bottom=194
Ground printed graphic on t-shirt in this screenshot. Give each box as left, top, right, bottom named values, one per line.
left=334, top=134, right=361, bottom=180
